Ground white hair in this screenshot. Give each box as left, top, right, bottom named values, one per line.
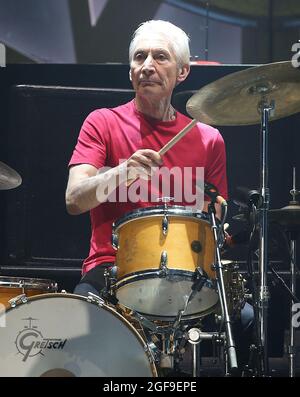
left=129, top=20, right=190, bottom=68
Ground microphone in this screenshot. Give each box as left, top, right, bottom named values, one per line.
left=234, top=186, right=261, bottom=208
left=204, top=182, right=227, bottom=206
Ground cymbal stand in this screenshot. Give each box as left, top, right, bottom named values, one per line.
left=208, top=202, right=238, bottom=374
left=269, top=229, right=299, bottom=377
left=257, top=99, right=275, bottom=375
left=287, top=168, right=300, bottom=377
left=288, top=229, right=298, bottom=377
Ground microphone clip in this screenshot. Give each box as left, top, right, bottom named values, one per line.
left=192, top=267, right=207, bottom=292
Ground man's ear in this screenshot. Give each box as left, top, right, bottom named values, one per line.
left=176, top=64, right=190, bottom=85
left=129, top=69, right=132, bottom=81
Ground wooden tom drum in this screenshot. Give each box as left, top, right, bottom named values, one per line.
left=112, top=206, right=218, bottom=321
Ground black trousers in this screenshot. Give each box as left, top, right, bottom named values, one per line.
left=73, top=263, right=113, bottom=297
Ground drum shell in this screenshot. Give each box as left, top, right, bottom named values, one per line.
left=112, top=206, right=218, bottom=320
left=115, top=210, right=216, bottom=280
left=0, top=276, right=57, bottom=309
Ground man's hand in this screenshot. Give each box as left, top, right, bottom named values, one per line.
left=126, top=149, right=163, bottom=182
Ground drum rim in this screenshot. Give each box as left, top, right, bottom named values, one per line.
left=115, top=269, right=215, bottom=289
left=115, top=270, right=218, bottom=321
left=137, top=302, right=219, bottom=322
left=113, top=205, right=209, bottom=230
left=0, top=276, right=57, bottom=290
left=4, top=292, right=158, bottom=377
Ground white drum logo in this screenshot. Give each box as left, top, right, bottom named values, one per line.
left=15, top=317, right=67, bottom=362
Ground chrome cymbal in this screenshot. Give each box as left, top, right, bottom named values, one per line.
left=186, top=61, right=300, bottom=126
left=269, top=204, right=300, bottom=227
left=0, top=161, right=22, bottom=190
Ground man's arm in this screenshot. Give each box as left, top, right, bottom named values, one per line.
left=65, top=149, right=163, bottom=215
left=66, top=164, right=102, bottom=215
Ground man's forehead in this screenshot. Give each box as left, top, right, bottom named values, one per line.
left=134, top=36, right=173, bottom=53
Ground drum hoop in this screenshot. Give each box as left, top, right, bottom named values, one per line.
left=115, top=269, right=215, bottom=290
left=137, top=301, right=219, bottom=322
left=0, top=277, right=57, bottom=290
left=113, top=205, right=209, bottom=230
left=4, top=292, right=158, bottom=376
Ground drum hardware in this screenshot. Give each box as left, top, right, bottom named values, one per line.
left=126, top=307, right=161, bottom=333
left=187, top=60, right=300, bottom=376
left=159, top=333, right=175, bottom=369
left=183, top=267, right=208, bottom=309
left=102, top=266, right=119, bottom=305
left=158, top=197, right=174, bottom=236
left=243, top=344, right=261, bottom=377
left=159, top=251, right=168, bottom=276
left=0, top=161, right=22, bottom=190
left=220, top=261, right=247, bottom=320
left=268, top=168, right=300, bottom=377
left=185, top=328, right=225, bottom=377
left=111, top=233, right=119, bottom=250
left=207, top=201, right=238, bottom=374
left=87, top=291, right=105, bottom=306
left=162, top=215, right=169, bottom=236
left=8, top=293, right=28, bottom=308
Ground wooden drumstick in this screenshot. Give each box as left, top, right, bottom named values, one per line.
left=126, top=119, right=197, bottom=186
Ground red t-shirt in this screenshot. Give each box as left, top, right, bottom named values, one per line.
left=69, top=99, right=228, bottom=274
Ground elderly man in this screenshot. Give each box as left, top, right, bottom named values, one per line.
left=66, top=20, right=227, bottom=295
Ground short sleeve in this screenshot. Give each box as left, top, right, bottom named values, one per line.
left=69, top=109, right=108, bottom=169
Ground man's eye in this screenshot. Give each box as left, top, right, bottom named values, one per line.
left=156, top=54, right=168, bottom=62
left=134, top=53, right=145, bottom=61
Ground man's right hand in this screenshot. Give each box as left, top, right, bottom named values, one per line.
left=126, top=149, right=163, bottom=182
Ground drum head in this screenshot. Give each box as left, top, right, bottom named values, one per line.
left=116, top=273, right=219, bottom=320
left=0, top=293, right=156, bottom=377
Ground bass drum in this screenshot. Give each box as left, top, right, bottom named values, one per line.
left=0, top=293, right=157, bottom=377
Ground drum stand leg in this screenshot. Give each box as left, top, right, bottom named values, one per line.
left=187, top=328, right=225, bottom=377
left=187, top=328, right=201, bottom=377
left=257, top=101, right=276, bottom=375
left=288, top=233, right=298, bottom=377
left=208, top=203, right=238, bottom=375
left=269, top=238, right=299, bottom=377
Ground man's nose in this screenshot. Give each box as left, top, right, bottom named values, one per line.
left=142, top=54, right=155, bottom=72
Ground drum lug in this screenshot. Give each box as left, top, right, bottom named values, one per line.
left=8, top=294, right=27, bottom=308
left=111, top=232, right=119, bottom=250
left=87, top=292, right=105, bottom=306
left=162, top=214, right=169, bottom=236
left=159, top=251, right=168, bottom=276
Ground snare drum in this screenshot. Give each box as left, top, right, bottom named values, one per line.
left=112, top=206, right=218, bottom=321
left=221, top=261, right=245, bottom=318
left=0, top=276, right=57, bottom=309
left=0, top=293, right=157, bottom=377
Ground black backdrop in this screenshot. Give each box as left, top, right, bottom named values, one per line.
left=0, top=64, right=299, bottom=355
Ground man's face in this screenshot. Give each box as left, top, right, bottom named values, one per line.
left=130, top=36, right=186, bottom=100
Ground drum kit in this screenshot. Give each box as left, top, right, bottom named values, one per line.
left=0, top=60, right=300, bottom=377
